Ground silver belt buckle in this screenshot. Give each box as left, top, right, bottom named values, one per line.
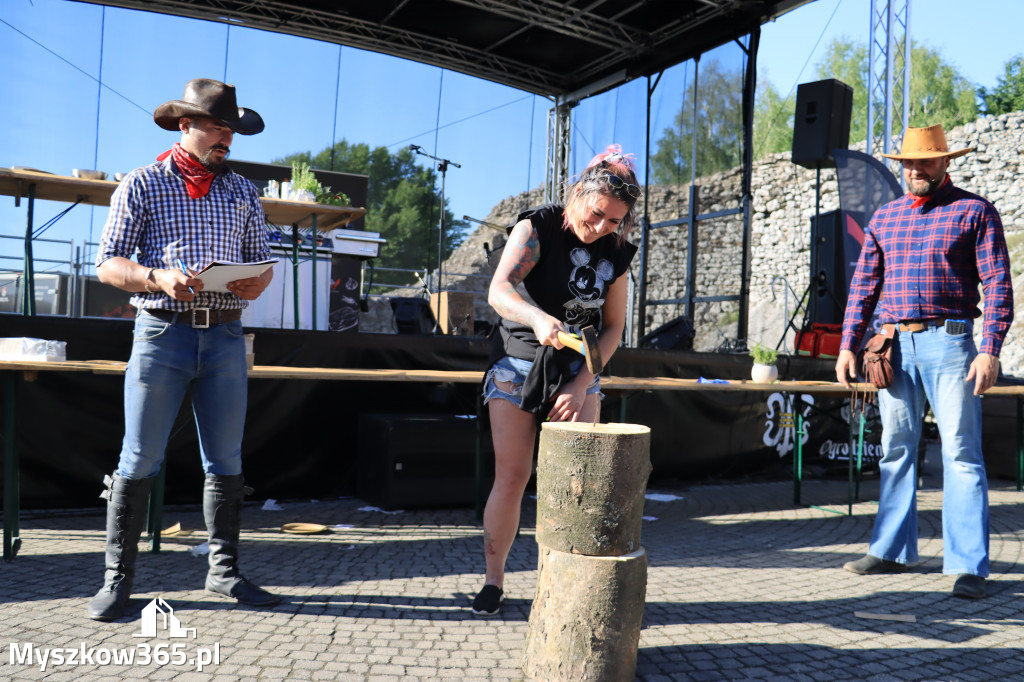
left=192, top=308, right=210, bottom=329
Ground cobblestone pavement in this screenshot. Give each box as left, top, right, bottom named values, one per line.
left=2, top=449, right=1023, bottom=681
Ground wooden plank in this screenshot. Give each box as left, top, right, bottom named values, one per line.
left=3, top=358, right=1024, bottom=396
left=0, top=167, right=366, bottom=232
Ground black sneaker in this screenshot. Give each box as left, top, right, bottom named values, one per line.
left=952, top=574, right=986, bottom=599
left=471, top=585, right=504, bottom=617
left=843, top=554, right=907, bottom=575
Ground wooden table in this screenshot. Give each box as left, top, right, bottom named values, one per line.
left=0, top=166, right=366, bottom=327
left=4, top=359, right=1021, bottom=560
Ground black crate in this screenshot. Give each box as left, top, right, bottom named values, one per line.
left=356, top=413, right=493, bottom=509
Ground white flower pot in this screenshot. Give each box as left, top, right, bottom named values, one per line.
left=751, top=363, right=778, bottom=383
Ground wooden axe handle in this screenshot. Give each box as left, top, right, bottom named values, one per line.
left=556, top=328, right=603, bottom=374
left=556, top=331, right=585, bottom=355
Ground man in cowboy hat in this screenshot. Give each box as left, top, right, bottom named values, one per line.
left=88, top=78, right=279, bottom=621
left=836, top=124, right=1013, bottom=599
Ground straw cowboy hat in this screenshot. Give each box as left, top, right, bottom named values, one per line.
left=879, top=124, right=971, bottom=160
left=153, top=78, right=264, bottom=135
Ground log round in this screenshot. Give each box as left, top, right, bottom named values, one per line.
left=523, top=545, right=647, bottom=682
left=536, top=422, right=652, bottom=556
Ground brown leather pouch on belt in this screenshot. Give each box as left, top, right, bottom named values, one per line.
left=857, top=323, right=896, bottom=389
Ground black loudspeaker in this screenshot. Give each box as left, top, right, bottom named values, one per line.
left=792, top=79, right=853, bottom=169
left=640, top=316, right=695, bottom=351
left=355, top=413, right=493, bottom=509
left=389, top=297, right=435, bottom=334
left=810, top=209, right=848, bottom=325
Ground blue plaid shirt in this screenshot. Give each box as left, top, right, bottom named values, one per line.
left=841, top=177, right=1013, bottom=356
left=96, top=157, right=271, bottom=311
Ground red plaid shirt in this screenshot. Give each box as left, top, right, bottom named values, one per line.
left=841, top=177, right=1013, bottom=356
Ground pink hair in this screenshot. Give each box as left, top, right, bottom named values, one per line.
left=563, top=144, right=641, bottom=244
left=585, top=144, right=639, bottom=177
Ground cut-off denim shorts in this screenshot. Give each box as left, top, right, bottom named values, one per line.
left=482, top=354, right=602, bottom=409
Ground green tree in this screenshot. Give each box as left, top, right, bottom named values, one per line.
left=752, top=76, right=795, bottom=159
left=275, top=141, right=467, bottom=276
left=979, top=54, right=1024, bottom=115
left=814, top=37, right=978, bottom=144
left=650, top=59, right=744, bottom=184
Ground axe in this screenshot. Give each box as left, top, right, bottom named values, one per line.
left=556, top=325, right=604, bottom=374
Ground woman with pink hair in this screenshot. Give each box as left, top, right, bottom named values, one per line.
left=473, top=145, right=641, bottom=616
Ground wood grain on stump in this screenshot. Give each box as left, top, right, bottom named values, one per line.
left=535, top=422, right=652, bottom=556
left=524, top=422, right=652, bottom=682
left=523, top=545, right=648, bottom=681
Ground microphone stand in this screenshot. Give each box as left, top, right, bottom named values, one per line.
left=409, top=145, right=461, bottom=333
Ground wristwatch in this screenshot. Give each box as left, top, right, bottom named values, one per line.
left=144, top=267, right=157, bottom=293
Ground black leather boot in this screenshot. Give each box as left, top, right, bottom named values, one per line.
left=87, top=474, right=154, bottom=621
left=204, top=474, right=281, bottom=606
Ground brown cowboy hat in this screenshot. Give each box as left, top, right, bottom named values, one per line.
left=153, top=78, right=264, bottom=135
left=879, top=124, right=971, bottom=160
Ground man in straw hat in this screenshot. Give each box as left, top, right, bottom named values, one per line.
left=88, top=79, right=280, bottom=620
left=836, top=124, right=1013, bottom=599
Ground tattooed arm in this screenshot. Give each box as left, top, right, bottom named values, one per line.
left=487, top=219, right=565, bottom=348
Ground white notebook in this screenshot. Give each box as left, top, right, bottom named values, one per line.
left=195, top=259, right=277, bottom=293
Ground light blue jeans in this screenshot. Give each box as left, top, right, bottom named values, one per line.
left=870, top=321, right=988, bottom=576
left=115, top=312, right=248, bottom=480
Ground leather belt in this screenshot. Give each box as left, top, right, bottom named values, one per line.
left=896, top=319, right=945, bottom=333
left=143, top=308, right=242, bottom=329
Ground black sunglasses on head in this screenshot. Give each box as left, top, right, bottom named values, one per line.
left=600, top=173, right=642, bottom=199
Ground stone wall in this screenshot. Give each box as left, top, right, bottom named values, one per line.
left=362, top=112, right=1024, bottom=373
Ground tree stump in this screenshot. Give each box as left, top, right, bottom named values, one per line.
left=523, top=422, right=652, bottom=682
left=535, top=422, right=652, bottom=556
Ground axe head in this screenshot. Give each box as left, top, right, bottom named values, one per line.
left=578, top=325, right=603, bottom=374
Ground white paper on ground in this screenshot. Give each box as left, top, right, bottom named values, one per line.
left=645, top=493, right=684, bottom=502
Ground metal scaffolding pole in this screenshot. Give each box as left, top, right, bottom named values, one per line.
left=866, top=0, right=911, bottom=181
left=545, top=101, right=573, bottom=204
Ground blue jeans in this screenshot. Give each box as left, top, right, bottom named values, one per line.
left=870, top=321, right=988, bottom=576
left=115, top=312, right=248, bottom=480
left=482, top=355, right=601, bottom=408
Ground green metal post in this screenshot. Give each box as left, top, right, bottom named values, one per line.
left=856, top=408, right=866, bottom=501
left=292, top=223, right=301, bottom=330
left=23, top=184, right=36, bottom=316
left=475, top=394, right=485, bottom=520
left=3, top=372, right=20, bottom=559
left=147, top=460, right=167, bottom=553
left=1017, top=396, right=1023, bottom=492
left=793, top=396, right=802, bottom=506
left=848, top=402, right=855, bottom=516
left=310, top=215, right=318, bottom=330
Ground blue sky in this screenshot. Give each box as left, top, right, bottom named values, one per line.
left=1, top=0, right=1021, bottom=272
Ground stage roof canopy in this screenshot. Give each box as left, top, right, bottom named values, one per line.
left=75, top=0, right=810, bottom=99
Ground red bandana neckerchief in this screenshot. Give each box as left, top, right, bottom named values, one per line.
left=909, top=173, right=950, bottom=210
left=157, top=143, right=216, bottom=199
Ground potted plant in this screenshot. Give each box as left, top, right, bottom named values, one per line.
left=288, top=161, right=352, bottom=205
left=749, top=343, right=778, bottom=383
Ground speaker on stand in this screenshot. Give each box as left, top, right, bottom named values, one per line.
left=787, top=79, right=854, bottom=348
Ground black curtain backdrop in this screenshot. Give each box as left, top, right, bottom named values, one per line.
left=2, top=314, right=1015, bottom=510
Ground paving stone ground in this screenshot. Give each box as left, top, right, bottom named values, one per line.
left=2, top=443, right=1023, bottom=681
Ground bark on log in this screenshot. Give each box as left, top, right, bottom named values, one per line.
left=523, top=545, right=647, bottom=682
left=535, top=422, right=652, bottom=556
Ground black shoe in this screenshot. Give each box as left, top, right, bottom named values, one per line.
left=206, top=574, right=281, bottom=606
left=843, top=554, right=907, bottom=575
left=471, top=585, right=504, bottom=617
left=952, top=574, right=986, bottom=600
left=87, top=582, right=133, bottom=622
